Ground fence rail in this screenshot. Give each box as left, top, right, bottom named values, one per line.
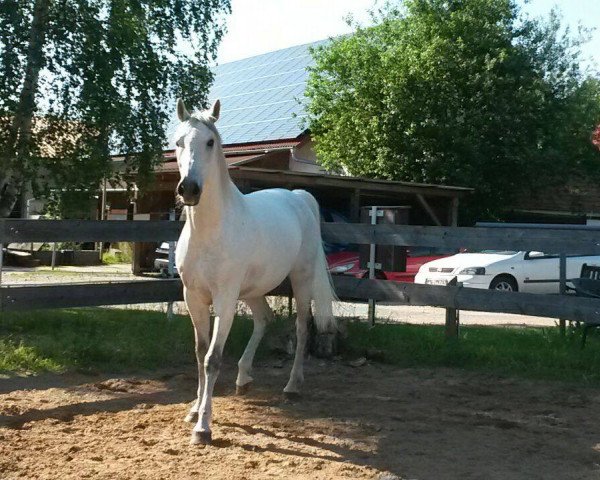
left=0, top=280, right=182, bottom=312
left=321, top=223, right=600, bottom=254
left=1, top=219, right=600, bottom=329
left=0, top=219, right=182, bottom=243
left=3, top=219, right=600, bottom=254
left=2, top=276, right=600, bottom=327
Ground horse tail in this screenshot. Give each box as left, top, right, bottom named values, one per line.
left=312, top=242, right=338, bottom=333
left=293, top=189, right=338, bottom=334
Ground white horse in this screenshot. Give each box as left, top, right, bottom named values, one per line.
left=173, top=98, right=336, bottom=445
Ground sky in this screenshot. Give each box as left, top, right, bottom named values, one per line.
left=215, top=0, right=600, bottom=71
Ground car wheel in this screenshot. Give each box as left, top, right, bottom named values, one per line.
left=489, top=275, right=518, bottom=292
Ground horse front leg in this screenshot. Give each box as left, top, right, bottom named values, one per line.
left=191, top=296, right=237, bottom=445
left=236, top=296, right=272, bottom=394
left=183, top=288, right=211, bottom=423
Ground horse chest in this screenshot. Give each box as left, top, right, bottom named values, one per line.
left=178, top=238, right=243, bottom=292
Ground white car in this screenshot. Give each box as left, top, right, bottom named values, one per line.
left=414, top=250, right=600, bottom=293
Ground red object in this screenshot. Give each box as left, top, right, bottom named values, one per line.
left=326, top=249, right=449, bottom=282
left=593, top=124, right=600, bottom=151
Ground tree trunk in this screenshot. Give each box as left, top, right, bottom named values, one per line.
left=0, top=0, right=51, bottom=218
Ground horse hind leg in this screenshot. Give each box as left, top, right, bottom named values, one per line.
left=283, top=273, right=312, bottom=399
left=236, top=296, right=272, bottom=395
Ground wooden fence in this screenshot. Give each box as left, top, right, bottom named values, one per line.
left=2, top=219, right=600, bottom=335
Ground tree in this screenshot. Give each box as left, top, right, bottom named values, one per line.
left=305, top=0, right=600, bottom=222
left=0, top=0, right=231, bottom=218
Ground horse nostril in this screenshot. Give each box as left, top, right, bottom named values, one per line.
left=177, top=182, right=185, bottom=196
left=191, top=183, right=200, bottom=196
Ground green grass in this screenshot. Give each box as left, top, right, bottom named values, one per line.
left=341, top=321, right=600, bottom=384
left=101, top=252, right=130, bottom=265
left=3, top=308, right=600, bottom=385
left=102, top=243, right=134, bottom=265
left=0, top=308, right=262, bottom=375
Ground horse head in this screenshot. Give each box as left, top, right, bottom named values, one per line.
left=174, top=98, right=222, bottom=206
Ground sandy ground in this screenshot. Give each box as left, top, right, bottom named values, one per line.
left=2, top=359, right=600, bottom=480
left=0, top=268, right=588, bottom=479
left=1, top=265, right=559, bottom=328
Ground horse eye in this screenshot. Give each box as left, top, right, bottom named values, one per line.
left=207, top=138, right=214, bottom=147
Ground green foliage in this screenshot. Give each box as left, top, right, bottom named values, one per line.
left=305, top=0, right=600, bottom=222
left=101, top=248, right=132, bottom=265
left=42, top=189, right=97, bottom=219
left=0, top=0, right=231, bottom=215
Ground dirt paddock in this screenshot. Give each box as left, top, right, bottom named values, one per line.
left=2, top=359, right=600, bottom=480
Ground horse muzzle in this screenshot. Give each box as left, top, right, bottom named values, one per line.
left=177, top=177, right=202, bottom=206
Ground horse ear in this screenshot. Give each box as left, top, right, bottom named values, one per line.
left=209, top=99, right=220, bottom=122
left=177, top=98, right=191, bottom=122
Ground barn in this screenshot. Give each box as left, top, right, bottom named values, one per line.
left=107, top=40, right=471, bottom=229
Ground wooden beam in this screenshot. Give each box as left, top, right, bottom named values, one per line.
left=0, top=220, right=183, bottom=243
left=321, top=223, right=600, bottom=254
left=0, top=280, right=183, bottom=312
left=332, top=276, right=600, bottom=324
left=350, top=189, right=361, bottom=223
left=416, top=194, right=442, bottom=226
left=559, top=253, right=567, bottom=335
left=3, top=220, right=600, bottom=254
left=445, top=277, right=459, bottom=338
left=449, top=197, right=459, bottom=227
left=2, top=274, right=600, bottom=328
left=228, top=168, right=472, bottom=198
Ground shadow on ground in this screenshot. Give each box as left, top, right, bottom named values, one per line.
left=2, top=359, right=600, bottom=479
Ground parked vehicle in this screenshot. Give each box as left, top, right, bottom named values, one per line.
left=414, top=250, right=600, bottom=293
left=154, top=242, right=177, bottom=276
left=327, top=247, right=452, bottom=282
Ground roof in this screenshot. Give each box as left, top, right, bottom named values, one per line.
left=156, top=155, right=264, bottom=172
left=162, top=139, right=301, bottom=163
left=227, top=167, right=473, bottom=198
left=166, top=40, right=327, bottom=148
left=154, top=163, right=473, bottom=197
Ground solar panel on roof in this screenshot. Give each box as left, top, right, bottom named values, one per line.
left=165, top=39, right=328, bottom=149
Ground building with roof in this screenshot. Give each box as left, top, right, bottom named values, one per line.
left=162, top=40, right=325, bottom=174
left=115, top=41, right=471, bottom=225
left=103, top=39, right=474, bottom=261
left=98, top=40, right=477, bottom=271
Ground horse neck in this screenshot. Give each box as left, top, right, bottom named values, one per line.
left=187, top=150, right=241, bottom=235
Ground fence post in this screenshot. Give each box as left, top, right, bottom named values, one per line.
left=445, top=277, right=460, bottom=339
left=0, top=242, right=3, bottom=287
left=367, top=206, right=382, bottom=326
left=51, top=242, right=57, bottom=270
left=559, top=252, right=567, bottom=336
left=166, top=209, right=176, bottom=321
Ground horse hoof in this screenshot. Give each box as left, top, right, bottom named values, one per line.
left=184, top=411, right=198, bottom=423
left=236, top=382, right=252, bottom=395
left=190, top=430, right=212, bottom=445
left=283, top=391, right=301, bottom=401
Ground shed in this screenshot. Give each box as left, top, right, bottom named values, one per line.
left=110, top=40, right=472, bottom=227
